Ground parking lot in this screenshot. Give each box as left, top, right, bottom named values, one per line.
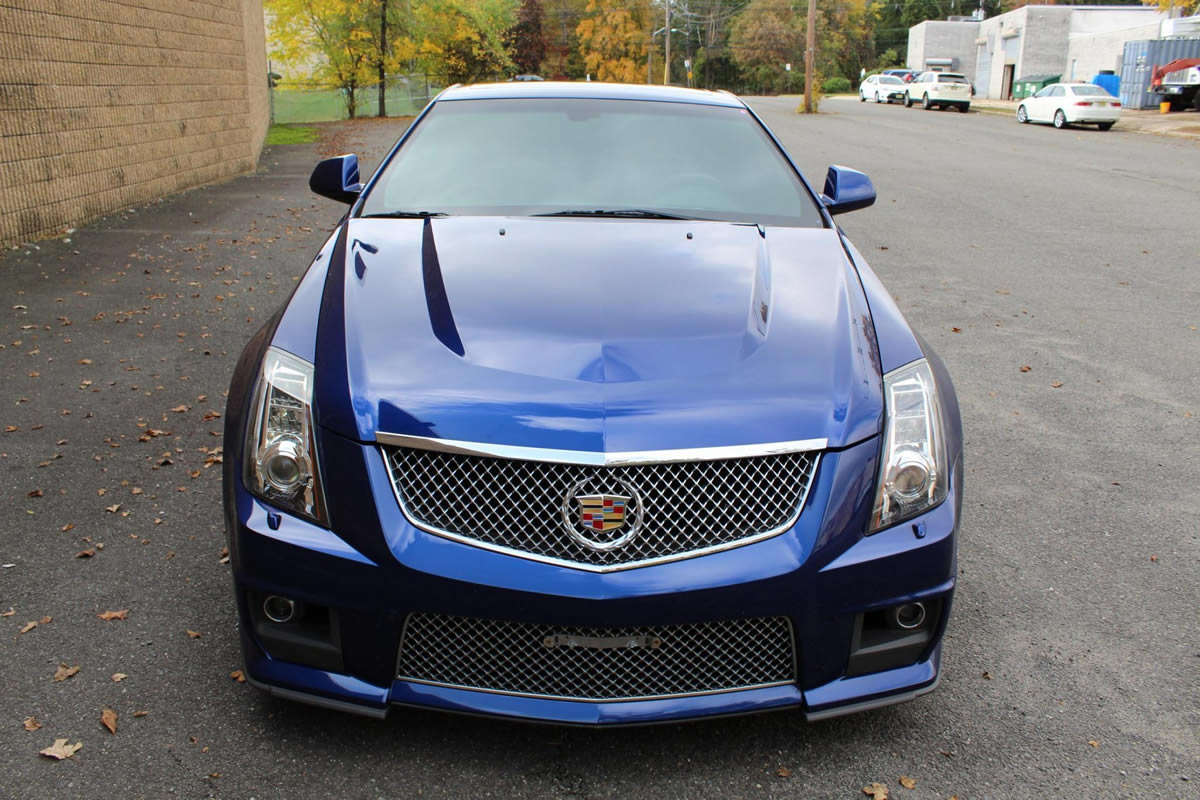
left=2, top=99, right=1197, bottom=799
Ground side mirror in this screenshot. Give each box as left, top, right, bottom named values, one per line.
left=309, top=154, right=364, bottom=204
left=820, top=165, right=876, bottom=216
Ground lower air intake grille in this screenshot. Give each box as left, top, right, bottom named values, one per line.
left=397, top=613, right=795, bottom=701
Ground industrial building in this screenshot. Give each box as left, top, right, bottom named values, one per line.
left=907, top=5, right=1171, bottom=100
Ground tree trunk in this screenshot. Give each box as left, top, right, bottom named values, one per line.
left=378, top=0, right=388, bottom=117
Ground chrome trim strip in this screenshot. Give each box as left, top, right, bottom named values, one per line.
left=375, top=432, right=827, bottom=466
left=394, top=677, right=796, bottom=704
left=381, top=450, right=822, bottom=573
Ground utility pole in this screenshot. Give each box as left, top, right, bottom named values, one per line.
left=663, top=0, right=671, bottom=85
left=803, top=0, right=816, bottom=113
left=378, top=0, right=389, bottom=117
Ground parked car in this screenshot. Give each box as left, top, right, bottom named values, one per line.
left=882, top=68, right=919, bottom=83
left=1016, top=82, right=1120, bottom=130
left=224, top=81, right=963, bottom=725
left=860, top=74, right=908, bottom=103
left=904, top=72, right=971, bottom=111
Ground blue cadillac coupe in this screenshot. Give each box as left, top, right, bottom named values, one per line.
left=223, top=82, right=963, bottom=724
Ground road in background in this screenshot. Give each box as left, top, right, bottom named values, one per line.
left=1, top=102, right=1196, bottom=799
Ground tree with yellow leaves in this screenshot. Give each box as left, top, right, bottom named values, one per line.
left=576, top=0, right=652, bottom=83
left=414, top=0, right=518, bottom=83
left=268, top=0, right=382, bottom=118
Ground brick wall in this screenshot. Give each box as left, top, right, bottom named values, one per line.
left=0, top=0, right=268, bottom=246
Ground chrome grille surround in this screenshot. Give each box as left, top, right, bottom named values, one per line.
left=380, top=434, right=823, bottom=571
left=396, top=613, right=795, bottom=701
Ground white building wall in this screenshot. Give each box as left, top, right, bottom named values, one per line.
left=1065, top=21, right=1163, bottom=80
left=906, top=21, right=981, bottom=75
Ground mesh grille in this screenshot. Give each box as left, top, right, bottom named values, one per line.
left=397, top=613, right=795, bottom=701
left=384, top=446, right=819, bottom=568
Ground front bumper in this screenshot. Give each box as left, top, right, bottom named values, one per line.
left=228, top=434, right=959, bottom=724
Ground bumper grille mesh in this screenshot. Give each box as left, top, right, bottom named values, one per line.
left=397, top=613, right=795, bottom=701
left=384, top=446, right=818, bottom=568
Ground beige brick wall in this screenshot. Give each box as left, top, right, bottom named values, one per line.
left=0, top=0, right=268, bottom=246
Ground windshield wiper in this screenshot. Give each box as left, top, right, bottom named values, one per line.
left=533, top=209, right=697, bottom=220
left=360, top=210, right=448, bottom=219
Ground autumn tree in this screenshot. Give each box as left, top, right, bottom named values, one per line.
left=576, top=0, right=652, bottom=83
left=542, top=0, right=588, bottom=79
left=267, top=0, right=379, bottom=118
left=729, top=0, right=802, bottom=93
left=506, top=0, right=548, bottom=75
left=416, top=0, right=518, bottom=83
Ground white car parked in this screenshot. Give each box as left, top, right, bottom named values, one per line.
left=859, top=74, right=907, bottom=104
left=903, top=72, right=971, bottom=112
left=1016, top=83, right=1121, bottom=130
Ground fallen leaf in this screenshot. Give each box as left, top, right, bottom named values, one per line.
left=899, top=775, right=916, bottom=789
left=131, top=487, right=143, bottom=496
left=1088, top=739, right=1100, bottom=748
left=101, top=707, right=118, bottom=734
left=27, top=488, right=44, bottom=498
left=133, top=711, right=148, bottom=718
left=61, top=523, right=75, bottom=532
left=982, top=671, right=992, bottom=680
left=170, top=404, right=190, bottom=413
left=53, top=664, right=80, bottom=681
left=75, top=548, right=96, bottom=558
left=24, top=716, right=42, bottom=731
left=1150, top=554, right=1158, bottom=562
left=201, top=410, right=221, bottom=421
left=104, top=504, right=121, bottom=513
left=1050, top=381, right=1063, bottom=388
left=97, top=609, right=128, bottom=621
left=112, top=672, right=128, bottom=682
left=4, top=425, right=18, bottom=433
left=230, top=670, right=246, bottom=683
left=186, top=629, right=202, bottom=639
left=995, top=288, right=1010, bottom=295
left=40, top=738, right=83, bottom=760
left=20, top=620, right=37, bottom=634
left=862, top=782, right=889, bottom=800
left=1019, top=365, right=1031, bottom=373
left=776, top=766, right=792, bottom=778
left=0, top=608, right=14, bottom=616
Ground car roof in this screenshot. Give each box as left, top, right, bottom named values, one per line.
left=437, top=81, right=745, bottom=108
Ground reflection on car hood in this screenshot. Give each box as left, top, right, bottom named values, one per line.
left=312, top=217, right=883, bottom=452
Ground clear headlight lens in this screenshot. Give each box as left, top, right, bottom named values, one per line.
left=244, top=347, right=326, bottom=525
left=869, top=359, right=947, bottom=533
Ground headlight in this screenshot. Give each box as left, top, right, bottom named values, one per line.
left=244, top=347, right=326, bottom=525
left=869, top=359, right=948, bottom=533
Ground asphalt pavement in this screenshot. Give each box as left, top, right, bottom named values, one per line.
left=1, top=101, right=1196, bottom=799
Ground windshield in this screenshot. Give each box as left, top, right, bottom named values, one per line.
left=1071, top=85, right=1113, bottom=97
left=879, top=76, right=904, bottom=85
left=939, top=75, right=968, bottom=84
left=360, top=97, right=823, bottom=227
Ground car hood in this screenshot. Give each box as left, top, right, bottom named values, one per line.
left=311, top=217, right=883, bottom=452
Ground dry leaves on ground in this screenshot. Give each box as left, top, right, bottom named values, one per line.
left=862, top=782, right=889, bottom=800
left=776, top=766, right=791, bottom=778
left=40, top=738, right=82, bottom=760
left=899, top=775, right=916, bottom=789
left=111, top=673, right=127, bottom=682
left=53, top=664, right=80, bottom=681
left=230, top=670, right=246, bottom=683
left=1019, top=365, right=1032, bottom=373
left=186, top=629, right=202, bottom=639
left=97, top=609, right=128, bottom=621
left=24, top=716, right=42, bottom=731
left=100, top=707, right=118, bottom=734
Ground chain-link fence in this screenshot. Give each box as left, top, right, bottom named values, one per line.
left=270, top=75, right=445, bottom=123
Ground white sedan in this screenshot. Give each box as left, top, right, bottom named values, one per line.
left=1016, top=83, right=1121, bottom=130
left=859, top=74, right=907, bottom=104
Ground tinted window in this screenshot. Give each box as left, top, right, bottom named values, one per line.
left=1071, top=85, right=1112, bottom=97
left=361, top=98, right=823, bottom=227
left=939, top=75, right=968, bottom=84
left=879, top=76, right=904, bottom=85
